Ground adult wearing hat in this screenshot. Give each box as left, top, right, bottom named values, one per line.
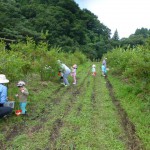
left=57, top=60, right=71, bottom=86
left=0, top=74, right=9, bottom=107
left=0, top=74, right=12, bottom=118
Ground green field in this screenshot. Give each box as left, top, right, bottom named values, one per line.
left=0, top=63, right=149, bottom=150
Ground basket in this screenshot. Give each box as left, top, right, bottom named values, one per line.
left=15, top=110, right=22, bottom=116
left=4, top=101, right=15, bottom=108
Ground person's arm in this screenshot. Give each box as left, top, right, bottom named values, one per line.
left=21, top=87, right=29, bottom=96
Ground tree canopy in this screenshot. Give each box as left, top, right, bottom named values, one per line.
left=0, top=0, right=112, bottom=59
left=0, top=0, right=149, bottom=59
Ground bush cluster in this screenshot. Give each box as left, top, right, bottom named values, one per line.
left=0, top=38, right=87, bottom=82
left=105, top=45, right=150, bottom=99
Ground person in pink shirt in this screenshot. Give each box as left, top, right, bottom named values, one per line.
left=71, top=64, right=77, bottom=84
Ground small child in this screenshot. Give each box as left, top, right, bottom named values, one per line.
left=71, top=64, right=77, bottom=84
left=16, top=81, right=29, bottom=114
left=101, top=64, right=107, bottom=77
left=92, top=64, right=96, bottom=76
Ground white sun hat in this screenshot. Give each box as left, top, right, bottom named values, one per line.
left=0, top=74, right=9, bottom=83
left=92, top=64, right=96, bottom=68
left=17, top=81, right=25, bottom=87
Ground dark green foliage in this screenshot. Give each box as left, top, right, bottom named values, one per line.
left=105, top=45, right=150, bottom=100
left=0, top=0, right=111, bottom=59
left=134, top=28, right=150, bottom=38
left=112, top=29, right=119, bottom=41
left=1, top=0, right=149, bottom=59
left=119, top=28, right=150, bottom=49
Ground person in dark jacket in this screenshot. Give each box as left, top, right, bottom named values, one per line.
left=0, top=107, right=12, bottom=118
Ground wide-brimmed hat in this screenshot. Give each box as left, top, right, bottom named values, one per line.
left=0, top=74, right=9, bottom=83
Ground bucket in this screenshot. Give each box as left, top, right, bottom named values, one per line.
left=15, top=110, right=22, bottom=116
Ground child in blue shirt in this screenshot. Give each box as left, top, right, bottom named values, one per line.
left=101, top=64, right=107, bottom=77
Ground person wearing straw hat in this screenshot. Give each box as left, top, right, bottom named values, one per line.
left=0, top=74, right=9, bottom=107
left=0, top=74, right=12, bottom=118
left=16, top=81, right=29, bottom=114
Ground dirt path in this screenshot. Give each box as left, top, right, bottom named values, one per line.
left=106, top=78, right=144, bottom=150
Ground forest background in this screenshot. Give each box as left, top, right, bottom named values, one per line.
left=0, top=0, right=150, bottom=59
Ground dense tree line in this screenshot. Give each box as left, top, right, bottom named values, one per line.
left=0, top=0, right=112, bottom=59
left=0, top=0, right=149, bottom=59
left=112, top=28, right=150, bottom=48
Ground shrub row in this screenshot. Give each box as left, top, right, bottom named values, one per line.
left=0, top=38, right=87, bottom=82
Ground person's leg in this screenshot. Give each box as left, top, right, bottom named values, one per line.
left=73, top=74, right=76, bottom=84
left=0, top=103, right=4, bottom=107
left=0, top=107, right=12, bottom=118
left=20, top=102, right=27, bottom=114
left=63, top=73, right=69, bottom=85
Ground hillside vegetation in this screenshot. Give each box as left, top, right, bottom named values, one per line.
left=0, top=0, right=111, bottom=59
left=1, top=0, right=149, bottom=59
left=0, top=0, right=149, bottom=149
left=105, top=42, right=150, bottom=101
left=0, top=62, right=149, bottom=149
left=0, top=37, right=149, bottom=149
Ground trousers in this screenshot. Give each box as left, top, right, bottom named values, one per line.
left=20, top=102, right=27, bottom=114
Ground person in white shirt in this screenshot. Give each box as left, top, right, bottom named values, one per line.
left=58, top=60, right=71, bottom=86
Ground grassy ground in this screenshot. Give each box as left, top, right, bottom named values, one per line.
left=108, top=75, right=150, bottom=150
left=0, top=62, right=148, bottom=150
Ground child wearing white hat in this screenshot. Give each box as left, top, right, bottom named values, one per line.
left=16, top=81, right=29, bottom=114
left=92, top=64, right=96, bottom=76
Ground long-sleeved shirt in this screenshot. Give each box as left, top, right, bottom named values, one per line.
left=61, top=63, right=71, bottom=74
left=101, top=65, right=106, bottom=73
left=18, top=87, right=29, bottom=102
left=92, top=67, right=96, bottom=73
left=102, top=59, right=107, bottom=67
left=0, top=84, right=7, bottom=104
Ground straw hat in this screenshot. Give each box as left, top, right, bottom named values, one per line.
left=0, top=74, right=9, bottom=83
